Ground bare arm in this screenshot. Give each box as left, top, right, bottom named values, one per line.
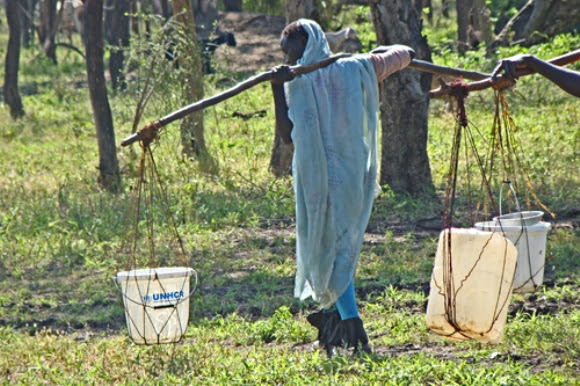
left=270, top=65, right=295, bottom=144
left=492, top=54, right=580, bottom=97
left=271, top=82, right=293, bottom=144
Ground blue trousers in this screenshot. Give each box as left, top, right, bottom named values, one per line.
left=332, top=281, right=359, bottom=320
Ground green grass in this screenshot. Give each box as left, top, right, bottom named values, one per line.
left=1, top=9, right=579, bottom=384
left=2, top=306, right=579, bottom=384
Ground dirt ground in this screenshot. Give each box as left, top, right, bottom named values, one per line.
left=212, top=12, right=287, bottom=74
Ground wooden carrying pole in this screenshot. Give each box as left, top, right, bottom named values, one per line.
left=121, top=54, right=352, bottom=147
left=429, top=49, right=580, bottom=98
left=121, top=53, right=489, bottom=147
left=121, top=50, right=580, bottom=146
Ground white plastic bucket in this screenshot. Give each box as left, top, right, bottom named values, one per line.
left=493, top=211, right=544, bottom=226
left=426, top=228, right=517, bottom=344
left=115, top=267, right=196, bottom=344
left=475, top=220, right=551, bottom=293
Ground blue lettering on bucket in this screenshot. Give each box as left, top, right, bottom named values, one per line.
left=142, top=291, right=184, bottom=303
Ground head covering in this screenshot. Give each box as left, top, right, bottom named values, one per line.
left=296, top=19, right=332, bottom=65
left=285, top=20, right=381, bottom=308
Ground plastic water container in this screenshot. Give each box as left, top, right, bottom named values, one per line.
left=426, top=228, right=517, bottom=344
left=475, top=220, right=551, bottom=293
left=493, top=211, right=544, bottom=227
left=115, top=267, right=196, bottom=344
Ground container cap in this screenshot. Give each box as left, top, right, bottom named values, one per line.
left=116, top=267, right=194, bottom=281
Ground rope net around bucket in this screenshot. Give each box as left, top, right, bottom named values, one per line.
left=477, top=91, right=552, bottom=293
left=430, top=82, right=552, bottom=341
left=116, top=142, right=197, bottom=345
left=442, top=84, right=553, bottom=228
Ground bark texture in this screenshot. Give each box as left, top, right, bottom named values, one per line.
left=457, top=0, right=494, bottom=52
left=38, top=0, right=57, bottom=62
left=104, top=0, right=130, bottom=90
left=85, top=0, right=121, bottom=192
left=4, top=0, right=25, bottom=118
left=471, top=0, right=493, bottom=46
left=455, top=0, right=471, bottom=54
left=172, top=0, right=208, bottom=163
left=370, top=0, right=434, bottom=194
left=21, top=0, right=37, bottom=47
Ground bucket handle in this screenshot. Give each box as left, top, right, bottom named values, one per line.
left=112, top=269, right=198, bottom=309
left=499, top=180, right=522, bottom=216
left=499, top=181, right=540, bottom=289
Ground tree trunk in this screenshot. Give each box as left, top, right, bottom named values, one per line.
left=171, top=0, right=210, bottom=166
left=413, top=0, right=423, bottom=17
left=159, top=0, right=171, bottom=19
left=442, top=0, right=449, bottom=18
left=284, top=0, right=320, bottom=24
left=104, top=0, right=130, bottom=91
left=370, top=0, right=434, bottom=195
left=456, top=0, right=470, bottom=55
left=491, top=0, right=580, bottom=49
left=471, top=0, right=493, bottom=46
left=21, top=0, right=37, bottom=47
left=223, top=0, right=243, bottom=12
left=269, top=135, right=294, bottom=177
left=84, top=0, right=121, bottom=193
left=193, top=0, right=219, bottom=33
left=130, top=0, right=139, bottom=35
left=457, top=0, right=494, bottom=52
left=4, top=0, right=25, bottom=118
left=38, top=0, right=58, bottom=63
left=423, top=0, right=432, bottom=23
left=149, top=0, right=171, bottom=19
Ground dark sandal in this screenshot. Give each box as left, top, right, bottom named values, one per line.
left=342, top=317, right=372, bottom=354
left=307, top=310, right=343, bottom=356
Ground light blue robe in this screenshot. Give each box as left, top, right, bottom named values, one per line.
left=285, top=19, right=381, bottom=308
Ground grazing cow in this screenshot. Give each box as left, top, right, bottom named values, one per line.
left=324, top=27, right=358, bottom=53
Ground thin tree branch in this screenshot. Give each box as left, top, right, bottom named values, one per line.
left=54, top=42, right=86, bottom=59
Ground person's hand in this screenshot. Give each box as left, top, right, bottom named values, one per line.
left=491, top=54, right=533, bottom=84
left=270, top=65, right=295, bottom=85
